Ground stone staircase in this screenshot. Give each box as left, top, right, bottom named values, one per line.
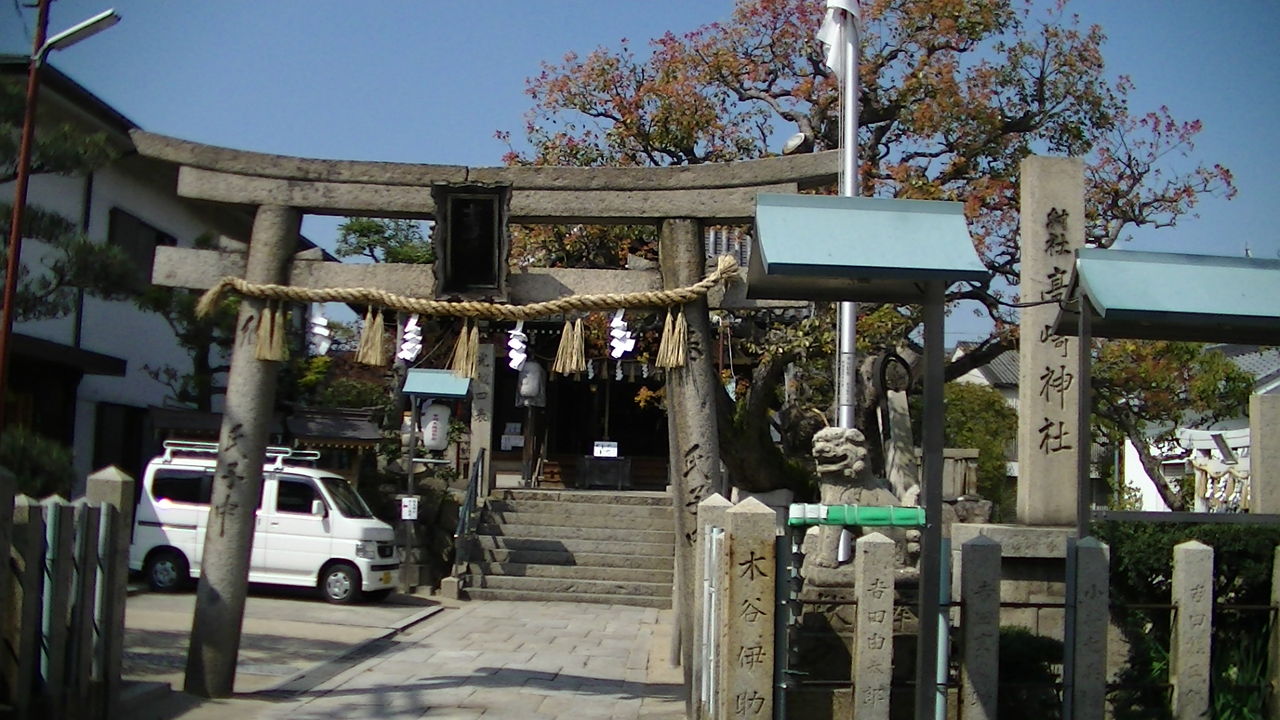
left=462, top=489, right=675, bottom=608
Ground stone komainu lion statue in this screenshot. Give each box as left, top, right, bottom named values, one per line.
left=809, top=426, right=920, bottom=571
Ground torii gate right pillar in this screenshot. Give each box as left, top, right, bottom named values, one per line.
left=659, top=218, right=724, bottom=682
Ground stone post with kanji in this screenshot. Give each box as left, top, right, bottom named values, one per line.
left=1170, top=540, right=1213, bottom=718
left=853, top=532, right=895, bottom=719
left=718, top=497, right=775, bottom=720
left=1017, top=155, right=1085, bottom=525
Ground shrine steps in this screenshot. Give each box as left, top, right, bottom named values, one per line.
left=462, top=489, right=675, bottom=609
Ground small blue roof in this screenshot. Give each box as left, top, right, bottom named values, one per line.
left=403, top=369, right=471, bottom=398
left=748, top=193, right=988, bottom=302
left=1055, top=248, right=1280, bottom=343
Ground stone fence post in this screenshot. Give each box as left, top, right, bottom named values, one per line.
left=1269, top=546, right=1280, bottom=715
left=85, top=466, right=135, bottom=719
left=1066, top=537, right=1109, bottom=720
left=960, top=535, right=1001, bottom=720
left=694, top=493, right=731, bottom=720
left=718, top=497, right=775, bottom=720
left=1170, top=540, right=1212, bottom=719
left=853, top=532, right=895, bottom=719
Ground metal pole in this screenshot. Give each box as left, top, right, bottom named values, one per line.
left=0, top=0, right=51, bottom=431
left=835, top=4, right=860, bottom=429
left=915, top=282, right=945, bottom=720
left=1076, top=294, right=1092, bottom=539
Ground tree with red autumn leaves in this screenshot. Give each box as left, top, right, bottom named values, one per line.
left=499, top=0, right=1243, bottom=501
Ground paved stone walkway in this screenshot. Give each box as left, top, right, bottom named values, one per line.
left=249, top=600, right=686, bottom=720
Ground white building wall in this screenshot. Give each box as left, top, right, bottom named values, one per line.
left=7, top=161, right=225, bottom=479
left=1121, top=439, right=1172, bottom=512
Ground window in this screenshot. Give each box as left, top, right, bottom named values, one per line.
left=152, top=469, right=212, bottom=505
left=108, top=208, right=176, bottom=290
left=276, top=479, right=319, bottom=514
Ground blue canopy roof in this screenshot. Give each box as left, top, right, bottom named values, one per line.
left=1054, top=249, right=1280, bottom=344
left=747, top=193, right=988, bottom=302
left=403, top=368, right=471, bottom=398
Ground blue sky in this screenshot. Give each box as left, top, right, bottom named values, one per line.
left=4, top=1, right=1278, bottom=293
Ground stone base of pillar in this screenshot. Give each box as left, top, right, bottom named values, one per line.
left=440, top=576, right=463, bottom=600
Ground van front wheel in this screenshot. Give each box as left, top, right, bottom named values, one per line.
left=320, top=563, right=363, bottom=604
left=145, top=549, right=189, bottom=592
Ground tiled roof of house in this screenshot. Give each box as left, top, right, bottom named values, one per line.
left=953, top=341, right=1019, bottom=387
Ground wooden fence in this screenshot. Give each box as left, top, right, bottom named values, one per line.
left=694, top=493, right=1280, bottom=720
left=0, top=467, right=135, bottom=720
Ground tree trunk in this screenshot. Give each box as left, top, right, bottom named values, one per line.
left=715, top=350, right=799, bottom=493
left=1115, top=411, right=1187, bottom=511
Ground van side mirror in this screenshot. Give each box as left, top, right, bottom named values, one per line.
left=311, top=499, right=328, bottom=517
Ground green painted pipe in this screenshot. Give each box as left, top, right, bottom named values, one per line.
left=787, top=503, right=925, bottom=527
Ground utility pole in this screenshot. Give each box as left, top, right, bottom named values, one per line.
left=0, top=0, right=51, bottom=431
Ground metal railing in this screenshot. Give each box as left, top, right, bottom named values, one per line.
left=451, top=448, right=486, bottom=582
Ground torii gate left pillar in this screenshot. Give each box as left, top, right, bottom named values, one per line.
left=184, top=205, right=298, bottom=697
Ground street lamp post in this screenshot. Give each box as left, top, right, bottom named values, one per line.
left=0, top=1, right=120, bottom=430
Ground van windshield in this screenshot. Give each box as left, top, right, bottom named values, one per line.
left=319, top=477, right=375, bottom=519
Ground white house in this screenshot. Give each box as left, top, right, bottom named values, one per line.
left=1, top=58, right=319, bottom=484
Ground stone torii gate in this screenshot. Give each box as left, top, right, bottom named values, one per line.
left=131, top=130, right=836, bottom=697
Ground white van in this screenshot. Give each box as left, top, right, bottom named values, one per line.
left=129, top=441, right=399, bottom=603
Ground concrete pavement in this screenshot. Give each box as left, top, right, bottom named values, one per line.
left=125, top=586, right=441, bottom=694
left=134, top=600, right=686, bottom=720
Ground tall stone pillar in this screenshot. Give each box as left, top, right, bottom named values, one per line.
left=1249, top=394, right=1280, bottom=513
left=1017, top=156, right=1084, bottom=526
left=659, top=218, right=723, bottom=678
left=185, top=205, right=299, bottom=697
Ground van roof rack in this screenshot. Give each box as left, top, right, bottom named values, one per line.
left=160, top=440, right=322, bottom=469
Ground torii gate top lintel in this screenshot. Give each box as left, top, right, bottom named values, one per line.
left=130, top=129, right=839, bottom=224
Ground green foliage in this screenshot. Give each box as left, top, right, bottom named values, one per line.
left=0, top=78, right=118, bottom=183
left=313, top=377, right=390, bottom=410
left=1, top=78, right=129, bottom=324
left=1092, top=341, right=1255, bottom=510
left=335, top=218, right=433, bottom=264
left=941, top=382, right=1017, bottom=517
left=0, top=202, right=138, bottom=321
left=1095, top=521, right=1280, bottom=719
left=998, top=627, right=1063, bottom=719
left=0, top=426, right=75, bottom=498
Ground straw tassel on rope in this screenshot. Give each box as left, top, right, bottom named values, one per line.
left=449, top=320, right=479, bottom=377
left=551, top=320, right=574, bottom=376
left=655, top=307, right=687, bottom=369
left=355, top=307, right=387, bottom=366
left=254, top=301, right=288, bottom=362
left=570, top=318, right=586, bottom=373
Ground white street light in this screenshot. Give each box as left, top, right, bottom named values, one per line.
left=38, top=9, right=121, bottom=60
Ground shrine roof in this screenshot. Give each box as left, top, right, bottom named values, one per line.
left=1054, top=248, right=1280, bottom=344
left=747, top=193, right=988, bottom=303
left=403, top=369, right=471, bottom=398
